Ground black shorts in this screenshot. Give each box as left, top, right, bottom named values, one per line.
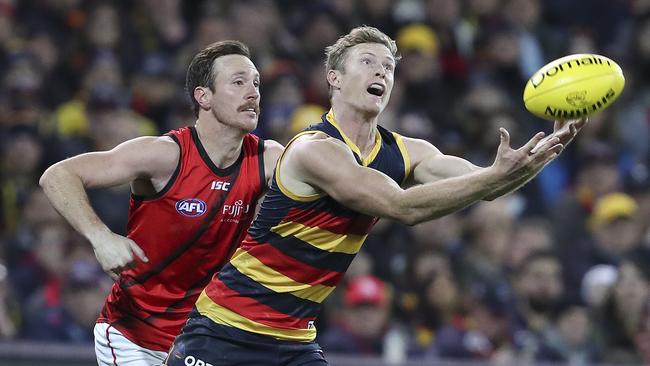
left=164, top=312, right=328, bottom=366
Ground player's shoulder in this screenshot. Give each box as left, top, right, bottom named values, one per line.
left=124, top=135, right=179, bottom=154
left=263, top=139, right=284, bottom=156
left=399, top=135, right=440, bottom=153
left=286, top=131, right=353, bottom=168
left=292, top=131, right=346, bottom=149
left=115, top=135, right=180, bottom=169
left=394, top=135, right=442, bottom=166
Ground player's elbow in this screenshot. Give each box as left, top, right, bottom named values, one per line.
left=398, top=212, right=420, bottom=226
left=39, top=162, right=73, bottom=190
left=395, top=209, right=431, bottom=226
left=39, top=165, right=57, bottom=189
left=390, top=201, right=424, bottom=226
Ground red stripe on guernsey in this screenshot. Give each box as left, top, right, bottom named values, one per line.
left=205, top=277, right=315, bottom=330
left=284, top=207, right=376, bottom=235
left=240, top=239, right=343, bottom=287
left=106, top=325, right=118, bottom=366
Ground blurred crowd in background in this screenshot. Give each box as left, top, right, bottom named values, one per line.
left=1, top=0, right=650, bottom=364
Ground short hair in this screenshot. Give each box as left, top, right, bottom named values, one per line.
left=324, top=26, right=400, bottom=98
left=186, top=40, right=251, bottom=117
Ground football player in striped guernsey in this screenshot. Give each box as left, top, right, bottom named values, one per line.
left=165, top=27, right=584, bottom=366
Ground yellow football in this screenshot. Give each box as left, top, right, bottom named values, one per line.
left=523, top=54, right=625, bottom=120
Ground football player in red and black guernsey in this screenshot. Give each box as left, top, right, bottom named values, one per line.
left=39, top=40, right=283, bottom=366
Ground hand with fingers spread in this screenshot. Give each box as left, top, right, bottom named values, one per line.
left=531, top=117, right=588, bottom=154
left=492, top=127, right=563, bottom=181
left=90, top=230, right=149, bottom=280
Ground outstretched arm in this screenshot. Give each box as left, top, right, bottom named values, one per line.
left=39, top=136, right=178, bottom=278
left=279, top=130, right=560, bottom=225
left=407, top=118, right=586, bottom=200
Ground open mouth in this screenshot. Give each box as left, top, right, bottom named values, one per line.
left=367, top=83, right=385, bottom=97
left=239, top=105, right=258, bottom=115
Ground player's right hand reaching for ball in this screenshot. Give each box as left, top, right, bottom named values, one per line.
left=491, top=128, right=562, bottom=182
left=90, top=229, right=149, bottom=280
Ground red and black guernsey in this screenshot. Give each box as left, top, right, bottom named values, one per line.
left=196, top=110, right=411, bottom=341
left=97, top=126, right=266, bottom=352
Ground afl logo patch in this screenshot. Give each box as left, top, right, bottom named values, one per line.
left=175, top=198, right=206, bottom=217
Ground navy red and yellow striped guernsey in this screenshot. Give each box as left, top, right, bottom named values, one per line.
left=196, top=110, right=411, bottom=341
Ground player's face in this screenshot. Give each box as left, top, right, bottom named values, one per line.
left=210, top=55, right=260, bottom=131
left=339, top=43, right=395, bottom=115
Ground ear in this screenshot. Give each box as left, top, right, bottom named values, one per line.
left=194, top=87, right=211, bottom=111
left=326, top=69, right=342, bottom=91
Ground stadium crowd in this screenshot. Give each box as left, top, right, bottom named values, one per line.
left=1, top=0, right=650, bottom=364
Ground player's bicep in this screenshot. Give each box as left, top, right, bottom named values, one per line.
left=55, top=137, right=178, bottom=189
left=404, top=137, right=482, bottom=184
left=292, top=139, right=402, bottom=217
left=412, top=154, right=482, bottom=184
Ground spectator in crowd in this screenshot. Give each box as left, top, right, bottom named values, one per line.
left=399, top=251, right=462, bottom=355
left=563, top=192, right=642, bottom=304
left=536, top=305, right=601, bottom=364
left=318, top=275, right=397, bottom=356
left=433, top=285, right=513, bottom=361
left=22, top=258, right=110, bottom=342
left=581, top=264, right=618, bottom=311
left=506, top=217, right=553, bottom=271
left=458, top=198, right=517, bottom=293
left=510, top=250, right=565, bottom=360
left=0, top=128, right=44, bottom=233
left=598, top=249, right=650, bottom=364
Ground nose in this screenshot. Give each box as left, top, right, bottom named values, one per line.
left=375, top=65, right=386, bottom=78
left=246, top=83, right=259, bottom=101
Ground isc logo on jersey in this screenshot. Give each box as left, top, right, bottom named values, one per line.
left=175, top=198, right=207, bottom=217
left=210, top=180, right=230, bottom=191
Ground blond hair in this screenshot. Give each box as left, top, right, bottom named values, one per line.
left=324, top=26, right=400, bottom=98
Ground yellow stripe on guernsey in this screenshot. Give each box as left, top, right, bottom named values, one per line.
left=275, top=131, right=324, bottom=202
left=326, top=109, right=382, bottom=166
left=196, top=291, right=317, bottom=341
left=229, top=248, right=335, bottom=303
left=392, top=132, right=411, bottom=184
left=271, top=221, right=367, bottom=255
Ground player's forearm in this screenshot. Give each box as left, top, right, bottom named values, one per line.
left=39, top=164, right=111, bottom=241
left=394, top=166, right=503, bottom=224
left=484, top=171, right=534, bottom=201
left=484, top=161, right=549, bottom=200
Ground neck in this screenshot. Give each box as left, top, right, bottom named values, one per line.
left=330, top=102, right=379, bottom=156
left=194, top=115, right=246, bottom=168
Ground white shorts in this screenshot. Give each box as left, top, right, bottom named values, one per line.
left=94, top=323, right=168, bottom=366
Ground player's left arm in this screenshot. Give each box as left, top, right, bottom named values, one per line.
left=404, top=118, right=586, bottom=200
left=262, top=139, right=284, bottom=186
left=252, top=139, right=284, bottom=217
left=405, top=137, right=531, bottom=201
left=404, top=137, right=483, bottom=185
